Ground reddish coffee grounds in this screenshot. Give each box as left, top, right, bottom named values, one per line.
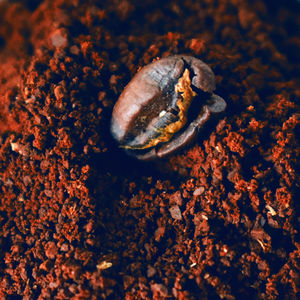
left=0, top=0, right=299, bottom=299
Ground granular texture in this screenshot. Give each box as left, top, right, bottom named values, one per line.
left=0, top=0, right=299, bottom=299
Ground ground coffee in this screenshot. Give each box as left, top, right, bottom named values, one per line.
left=0, top=0, right=299, bottom=299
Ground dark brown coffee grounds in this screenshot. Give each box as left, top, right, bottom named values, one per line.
left=0, top=0, right=299, bottom=299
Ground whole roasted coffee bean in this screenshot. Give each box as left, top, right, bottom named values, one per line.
left=111, top=55, right=226, bottom=160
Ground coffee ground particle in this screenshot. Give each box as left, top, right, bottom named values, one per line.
left=0, top=0, right=299, bottom=299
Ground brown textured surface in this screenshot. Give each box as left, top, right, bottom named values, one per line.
left=0, top=0, right=299, bottom=299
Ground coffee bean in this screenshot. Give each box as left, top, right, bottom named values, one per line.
left=111, top=55, right=226, bottom=160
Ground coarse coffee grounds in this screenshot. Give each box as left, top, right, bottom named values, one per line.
left=0, top=0, right=299, bottom=299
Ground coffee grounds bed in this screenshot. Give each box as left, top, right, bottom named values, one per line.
left=0, top=0, right=299, bottom=299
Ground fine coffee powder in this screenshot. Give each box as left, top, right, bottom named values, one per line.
left=0, top=0, right=299, bottom=299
